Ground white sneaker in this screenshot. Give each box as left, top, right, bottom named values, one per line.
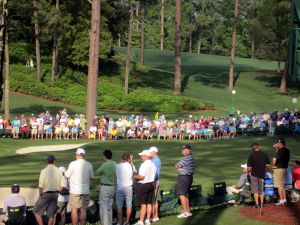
left=145, top=219, right=151, bottom=225
left=152, top=217, right=160, bottom=222
left=185, top=212, right=192, bottom=217
left=134, top=221, right=144, bottom=225
left=275, top=200, right=285, bottom=206
left=177, top=212, right=187, bottom=218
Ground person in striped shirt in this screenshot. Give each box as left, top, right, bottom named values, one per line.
left=175, top=144, right=195, bottom=218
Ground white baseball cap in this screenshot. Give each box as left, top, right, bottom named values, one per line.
left=59, top=166, right=67, bottom=173
left=138, top=150, right=151, bottom=157
left=76, top=148, right=86, bottom=155
left=148, top=146, right=158, bottom=153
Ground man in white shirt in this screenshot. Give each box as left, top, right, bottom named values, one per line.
left=116, top=153, right=137, bottom=225
left=133, top=150, right=157, bottom=225
left=65, top=148, right=94, bottom=225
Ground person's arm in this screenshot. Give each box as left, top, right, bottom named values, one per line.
left=175, top=159, right=184, bottom=172
left=133, top=164, right=145, bottom=181
left=95, top=164, right=105, bottom=176
left=38, top=170, right=45, bottom=196
left=90, top=164, right=94, bottom=180
left=272, top=157, right=277, bottom=169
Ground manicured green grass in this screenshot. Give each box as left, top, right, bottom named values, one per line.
left=0, top=136, right=299, bottom=224
left=121, top=48, right=300, bottom=115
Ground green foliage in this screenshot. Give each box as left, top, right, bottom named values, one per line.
left=9, top=64, right=213, bottom=112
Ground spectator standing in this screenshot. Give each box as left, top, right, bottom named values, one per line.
left=34, top=155, right=64, bottom=225
left=116, top=153, right=137, bottom=225
left=176, top=144, right=195, bottom=218
left=96, top=150, right=117, bottom=225
left=11, top=117, right=20, bottom=138
left=65, top=148, right=94, bottom=225
left=133, top=150, right=157, bottom=225
left=56, top=167, right=69, bottom=225
left=148, top=146, right=161, bottom=222
left=0, top=184, right=26, bottom=225
left=247, top=143, right=270, bottom=208
left=272, top=138, right=290, bottom=205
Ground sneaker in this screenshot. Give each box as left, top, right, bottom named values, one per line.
left=275, top=201, right=285, bottom=206
left=152, top=217, right=160, bottom=222
left=252, top=204, right=260, bottom=208
left=134, top=221, right=144, bottom=225
left=177, top=212, right=187, bottom=218
left=185, top=212, right=193, bottom=217
left=145, top=219, right=151, bottom=225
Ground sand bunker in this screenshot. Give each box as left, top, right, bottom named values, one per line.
left=16, top=143, right=87, bottom=155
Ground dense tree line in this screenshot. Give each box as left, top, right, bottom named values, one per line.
left=0, top=0, right=292, bottom=128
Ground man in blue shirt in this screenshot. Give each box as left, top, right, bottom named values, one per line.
left=148, top=146, right=161, bottom=223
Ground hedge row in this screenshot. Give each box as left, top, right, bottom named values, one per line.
left=9, top=64, right=214, bottom=112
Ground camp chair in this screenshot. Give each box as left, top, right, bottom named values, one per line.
left=208, top=182, right=229, bottom=207
left=188, top=185, right=208, bottom=208
left=5, top=205, right=26, bottom=225
left=159, top=189, right=179, bottom=216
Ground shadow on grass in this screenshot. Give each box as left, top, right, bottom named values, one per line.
left=255, top=75, right=300, bottom=96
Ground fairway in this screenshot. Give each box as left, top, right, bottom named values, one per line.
left=0, top=136, right=299, bottom=225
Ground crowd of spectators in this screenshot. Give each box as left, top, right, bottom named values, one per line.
left=0, top=108, right=300, bottom=141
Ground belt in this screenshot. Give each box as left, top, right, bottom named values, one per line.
left=101, top=183, right=114, bottom=186
left=44, top=191, right=59, bottom=193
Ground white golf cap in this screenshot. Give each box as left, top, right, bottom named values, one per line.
left=76, top=148, right=86, bottom=155
left=148, top=146, right=158, bottom=153
left=138, top=150, right=151, bottom=157
left=59, top=166, right=67, bottom=173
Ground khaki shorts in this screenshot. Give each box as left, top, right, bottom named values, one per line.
left=31, top=128, right=38, bottom=135
left=274, top=168, right=287, bottom=189
left=69, top=194, right=89, bottom=210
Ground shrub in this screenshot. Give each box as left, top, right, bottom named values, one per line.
left=9, top=64, right=214, bottom=112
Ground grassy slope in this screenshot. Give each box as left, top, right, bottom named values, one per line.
left=128, top=48, right=299, bottom=115
left=0, top=136, right=299, bottom=224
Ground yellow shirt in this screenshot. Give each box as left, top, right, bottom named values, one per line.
left=110, top=129, right=118, bottom=136
left=39, top=164, right=64, bottom=192
left=67, top=119, right=75, bottom=126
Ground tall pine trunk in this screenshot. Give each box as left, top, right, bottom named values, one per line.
left=33, top=0, right=41, bottom=81
left=197, top=40, right=201, bottom=54
left=124, top=7, right=133, bottom=95
left=118, top=33, right=121, bottom=47
left=174, top=0, right=181, bottom=96
left=160, top=0, right=164, bottom=51
left=4, top=25, right=9, bottom=119
left=279, top=60, right=288, bottom=93
left=140, top=1, right=145, bottom=65
left=229, top=0, right=238, bottom=91
left=86, top=0, right=101, bottom=134
left=251, top=37, right=255, bottom=59
left=0, top=0, right=7, bottom=109
left=189, top=34, right=192, bottom=53
left=51, top=0, right=59, bottom=82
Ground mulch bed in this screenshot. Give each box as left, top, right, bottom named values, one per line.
left=240, top=202, right=300, bottom=225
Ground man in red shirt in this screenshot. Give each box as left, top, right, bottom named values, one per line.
left=292, top=160, right=300, bottom=189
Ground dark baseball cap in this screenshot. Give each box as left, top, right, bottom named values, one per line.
left=182, top=144, right=192, bottom=151
left=11, top=184, right=20, bottom=193
left=276, top=138, right=285, bottom=145
left=47, top=155, right=56, bottom=162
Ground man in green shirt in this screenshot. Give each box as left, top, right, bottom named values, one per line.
left=96, top=150, right=117, bottom=225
